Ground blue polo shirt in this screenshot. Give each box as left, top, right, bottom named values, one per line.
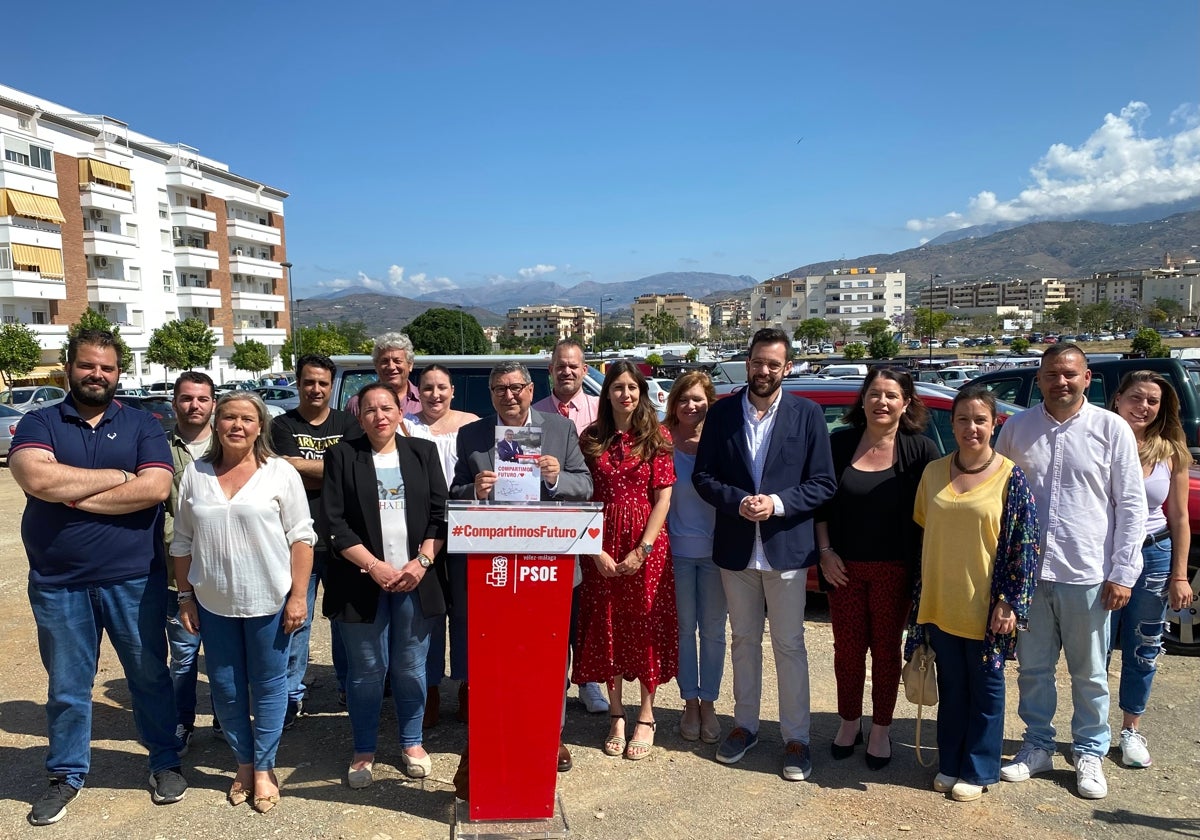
left=12, top=397, right=173, bottom=587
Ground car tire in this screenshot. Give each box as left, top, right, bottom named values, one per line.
left=1164, top=548, right=1200, bottom=656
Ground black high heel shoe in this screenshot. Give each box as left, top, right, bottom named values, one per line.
left=830, top=722, right=863, bottom=760
left=865, top=736, right=892, bottom=771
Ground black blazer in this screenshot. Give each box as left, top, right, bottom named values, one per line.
left=321, top=433, right=447, bottom=622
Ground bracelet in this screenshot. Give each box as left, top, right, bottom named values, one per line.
left=819, top=546, right=834, bottom=554
left=1171, top=577, right=1191, bottom=582
left=361, top=558, right=381, bottom=575
left=176, top=590, right=196, bottom=603
left=120, top=469, right=130, bottom=483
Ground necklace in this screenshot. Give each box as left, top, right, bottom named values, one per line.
left=953, top=449, right=996, bottom=475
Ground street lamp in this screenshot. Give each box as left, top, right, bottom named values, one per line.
left=456, top=304, right=465, bottom=354
left=282, top=261, right=295, bottom=369
left=927, top=272, right=942, bottom=368
left=599, top=295, right=614, bottom=355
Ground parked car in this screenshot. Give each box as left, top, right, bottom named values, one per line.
left=0, top=404, right=22, bottom=460
left=0, top=385, right=66, bottom=413
left=146, top=381, right=174, bottom=397
left=254, top=386, right=301, bottom=411
left=114, top=395, right=177, bottom=432
left=937, top=366, right=982, bottom=388
left=115, top=387, right=148, bottom=397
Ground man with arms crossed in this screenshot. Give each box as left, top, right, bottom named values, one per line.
left=996, top=344, right=1144, bottom=799
left=10, top=329, right=186, bottom=825
left=533, top=339, right=608, bottom=714
left=693, top=327, right=836, bottom=782
left=272, top=354, right=359, bottom=722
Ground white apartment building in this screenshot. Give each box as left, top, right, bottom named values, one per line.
left=916, top=277, right=1069, bottom=322
left=1068, top=256, right=1200, bottom=315
left=506, top=304, right=597, bottom=345
left=0, top=83, right=289, bottom=386
left=751, top=268, right=906, bottom=337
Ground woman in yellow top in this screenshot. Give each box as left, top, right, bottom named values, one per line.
left=910, top=386, right=1039, bottom=803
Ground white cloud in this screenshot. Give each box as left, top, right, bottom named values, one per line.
left=316, top=264, right=457, bottom=296
left=907, top=101, right=1200, bottom=235
left=518, top=264, right=557, bottom=278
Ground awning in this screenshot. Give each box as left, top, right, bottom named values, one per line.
left=0, top=189, right=66, bottom=224
left=10, top=243, right=65, bottom=278
left=21, top=365, right=65, bottom=383
left=78, top=158, right=132, bottom=191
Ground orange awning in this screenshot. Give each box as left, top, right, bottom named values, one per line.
left=9, top=243, right=65, bottom=278
left=78, top=158, right=132, bottom=191
left=1, top=189, right=66, bottom=224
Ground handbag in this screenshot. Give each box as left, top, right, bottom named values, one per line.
left=902, top=641, right=938, bottom=767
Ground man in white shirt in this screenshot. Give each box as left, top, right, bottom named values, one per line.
left=995, top=344, right=1145, bottom=800
left=532, top=339, right=607, bottom=714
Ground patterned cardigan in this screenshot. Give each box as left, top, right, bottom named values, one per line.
left=904, top=464, right=1041, bottom=670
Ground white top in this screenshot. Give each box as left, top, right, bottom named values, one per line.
left=995, top=400, right=1145, bottom=587
left=373, top=449, right=410, bottom=568
left=1144, top=459, right=1171, bottom=536
left=171, top=456, right=316, bottom=618
left=405, top=413, right=459, bottom=485
left=741, top=389, right=786, bottom=572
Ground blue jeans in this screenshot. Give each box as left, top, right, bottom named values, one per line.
left=1015, top=581, right=1111, bottom=757
left=28, top=570, right=180, bottom=790
left=426, top=554, right=468, bottom=686
left=672, top=554, right=727, bottom=701
left=339, top=590, right=433, bottom=752
left=166, top=594, right=201, bottom=728
left=198, top=602, right=290, bottom=771
left=929, top=625, right=1006, bottom=785
left=1109, top=538, right=1171, bottom=717
left=287, top=549, right=348, bottom=701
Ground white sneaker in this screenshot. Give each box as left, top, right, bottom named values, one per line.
left=579, top=682, right=609, bottom=714
left=1074, top=753, right=1108, bottom=799
left=1000, top=744, right=1054, bottom=782
left=1119, top=728, right=1152, bottom=768
left=933, top=773, right=957, bottom=793
left=951, top=781, right=985, bottom=802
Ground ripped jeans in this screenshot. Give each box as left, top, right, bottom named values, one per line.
left=1108, top=538, right=1171, bottom=717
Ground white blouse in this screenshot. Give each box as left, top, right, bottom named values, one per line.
left=171, top=456, right=316, bottom=618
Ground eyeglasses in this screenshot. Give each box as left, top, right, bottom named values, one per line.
left=490, top=382, right=531, bottom=397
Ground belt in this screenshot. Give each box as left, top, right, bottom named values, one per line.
left=1143, top=528, right=1170, bottom=547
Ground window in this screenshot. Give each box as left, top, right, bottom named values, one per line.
left=31, top=145, right=51, bottom=170
left=125, top=223, right=138, bottom=239
left=129, top=267, right=141, bottom=286
left=4, top=149, right=29, bottom=166
left=158, top=203, right=169, bottom=220
left=160, top=230, right=171, bottom=249
left=163, top=272, right=173, bottom=291
left=32, top=310, right=47, bottom=324
left=0, top=246, right=9, bottom=270
left=17, top=116, right=30, bottom=131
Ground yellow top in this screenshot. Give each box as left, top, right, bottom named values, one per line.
left=913, top=454, right=1014, bottom=640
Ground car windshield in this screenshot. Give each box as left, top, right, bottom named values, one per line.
left=0, top=388, right=37, bottom=405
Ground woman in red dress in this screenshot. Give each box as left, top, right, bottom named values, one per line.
left=574, top=359, right=677, bottom=761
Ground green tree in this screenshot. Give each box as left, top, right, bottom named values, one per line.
left=685, top=346, right=699, bottom=362
left=832, top=320, right=852, bottom=344
left=1079, top=301, right=1112, bottom=333
left=230, top=339, right=272, bottom=377
left=1011, top=337, right=1031, bottom=354
left=1131, top=327, right=1169, bottom=358
left=0, top=322, right=42, bottom=388
left=60, top=308, right=134, bottom=371
left=867, top=332, right=900, bottom=359
left=282, top=323, right=352, bottom=369
left=646, top=352, right=664, bottom=366
left=842, top=342, right=867, bottom=361
left=1110, top=299, right=1142, bottom=331
left=859, top=318, right=892, bottom=339
left=1050, top=302, right=1080, bottom=330
left=641, top=311, right=680, bottom=343
left=404, top=308, right=489, bottom=355
left=333, top=320, right=371, bottom=353
left=1154, top=297, right=1185, bottom=327
left=794, top=318, right=832, bottom=346
left=913, top=308, right=951, bottom=343
left=147, top=318, right=217, bottom=373
left=1146, top=307, right=1168, bottom=327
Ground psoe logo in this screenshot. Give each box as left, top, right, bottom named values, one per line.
left=486, top=556, right=509, bottom=588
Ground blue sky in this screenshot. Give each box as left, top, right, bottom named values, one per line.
left=8, top=1, right=1199, bottom=298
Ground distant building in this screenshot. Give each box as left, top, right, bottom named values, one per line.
left=505, top=304, right=596, bottom=344
left=750, top=267, right=906, bottom=337
left=1069, top=254, right=1200, bottom=315
left=631, top=293, right=711, bottom=339
left=0, top=82, right=290, bottom=384
left=710, top=297, right=749, bottom=332
left=918, top=277, right=1070, bottom=322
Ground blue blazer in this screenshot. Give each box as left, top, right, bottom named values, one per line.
left=693, top=389, right=836, bottom=571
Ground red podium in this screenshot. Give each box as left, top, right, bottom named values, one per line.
left=447, top=502, right=604, bottom=835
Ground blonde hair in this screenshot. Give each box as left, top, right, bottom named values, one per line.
left=206, top=392, right=276, bottom=466
left=1111, top=370, right=1191, bottom=471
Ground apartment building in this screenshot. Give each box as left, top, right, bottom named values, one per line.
left=750, top=268, right=906, bottom=337
left=1069, top=255, right=1200, bottom=314
left=505, top=304, right=597, bottom=344
left=630, top=293, right=711, bottom=339
left=0, top=83, right=289, bottom=385
left=915, top=277, right=1069, bottom=321
left=710, top=297, right=749, bottom=332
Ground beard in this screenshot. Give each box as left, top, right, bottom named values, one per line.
left=69, top=376, right=118, bottom=407
left=749, top=374, right=781, bottom=399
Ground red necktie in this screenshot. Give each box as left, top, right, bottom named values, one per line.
left=557, top=401, right=571, bottom=418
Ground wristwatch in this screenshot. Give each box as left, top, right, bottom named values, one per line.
left=639, top=541, right=654, bottom=557
left=417, top=553, right=435, bottom=569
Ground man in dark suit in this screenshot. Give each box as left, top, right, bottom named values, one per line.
left=693, top=327, right=836, bottom=783
left=496, top=429, right=524, bottom=463
left=450, top=362, right=593, bottom=791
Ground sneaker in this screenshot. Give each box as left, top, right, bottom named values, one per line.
left=1000, top=744, right=1054, bottom=782
left=1074, top=753, right=1108, bottom=799
left=579, top=682, right=609, bottom=714
left=149, top=767, right=188, bottom=804
left=1119, top=728, right=1152, bottom=768
left=175, top=723, right=193, bottom=759
left=951, top=781, right=985, bottom=802
left=283, top=698, right=304, bottom=731
left=781, top=740, right=812, bottom=781
left=28, top=778, right=79, bottom=826
left=715, top=727, right=759, bottom=765
left=932, top=773, right=957, bottom=793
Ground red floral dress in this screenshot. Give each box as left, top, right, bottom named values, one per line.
left=573, top=431, right=679, bottom=691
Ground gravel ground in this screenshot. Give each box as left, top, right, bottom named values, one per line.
left=0, top=466, right=1196, bottom=839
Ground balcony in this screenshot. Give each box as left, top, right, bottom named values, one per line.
left=83, top=229, right=138, bottom=261
left=79, top=182, right=134, bottom=216
left=165, top=161, right=209, bottom=192
left=0, top=159, right=58, bottom=193
left=171, top=205, right=217, bottom=233
left=0, top=270, right=67, bottom=300
left=173, top=244, right=219, bottom=271
left=28, top=323, right=69, bottom=351
left=228, top=253, right=282, bottom=279
left=230, top=290, right=285, bottom=312
left=176, top=286, right=223, bottom=309
left=0, top=217, right=61, bottom=250
left=233, top=324, right=287, bottom=344
left=87, top=274, right=140, bottom=305
left=227, top=216, right=281, bottom=247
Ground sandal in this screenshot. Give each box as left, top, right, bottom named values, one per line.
left=227, top=781, right=250, bottom=807
left=603, top=713, right=626, bottom=757
left=625, top=720, right=656, bottom=761
left=251, top=771, right=279, bottom=814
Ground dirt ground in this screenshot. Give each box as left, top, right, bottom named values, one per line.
left=0, top=465, right=1196, bottom=839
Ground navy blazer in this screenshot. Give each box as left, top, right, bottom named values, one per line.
left=320, top=433, right=447, bottom=622
left=693, top=388, right=837, bottom=571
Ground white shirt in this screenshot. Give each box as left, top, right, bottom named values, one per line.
left=171, top=456, right=316, bottom=617
left=741, top=389, right=786, bottom=572
left=405, top=413, right=459, bottom=486
left=996, top=400, right=1145, bottom=587
left=373, top=449, right=410, bottom=568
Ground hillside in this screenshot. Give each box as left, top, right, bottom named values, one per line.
left=295, top=295, right=503, bottom=334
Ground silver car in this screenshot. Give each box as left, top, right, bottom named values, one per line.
left=0, top=404, right=22, bottom=459
left=0, top=385, right=66, bottom=413
left=253, top=386, right=300, bottom=411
